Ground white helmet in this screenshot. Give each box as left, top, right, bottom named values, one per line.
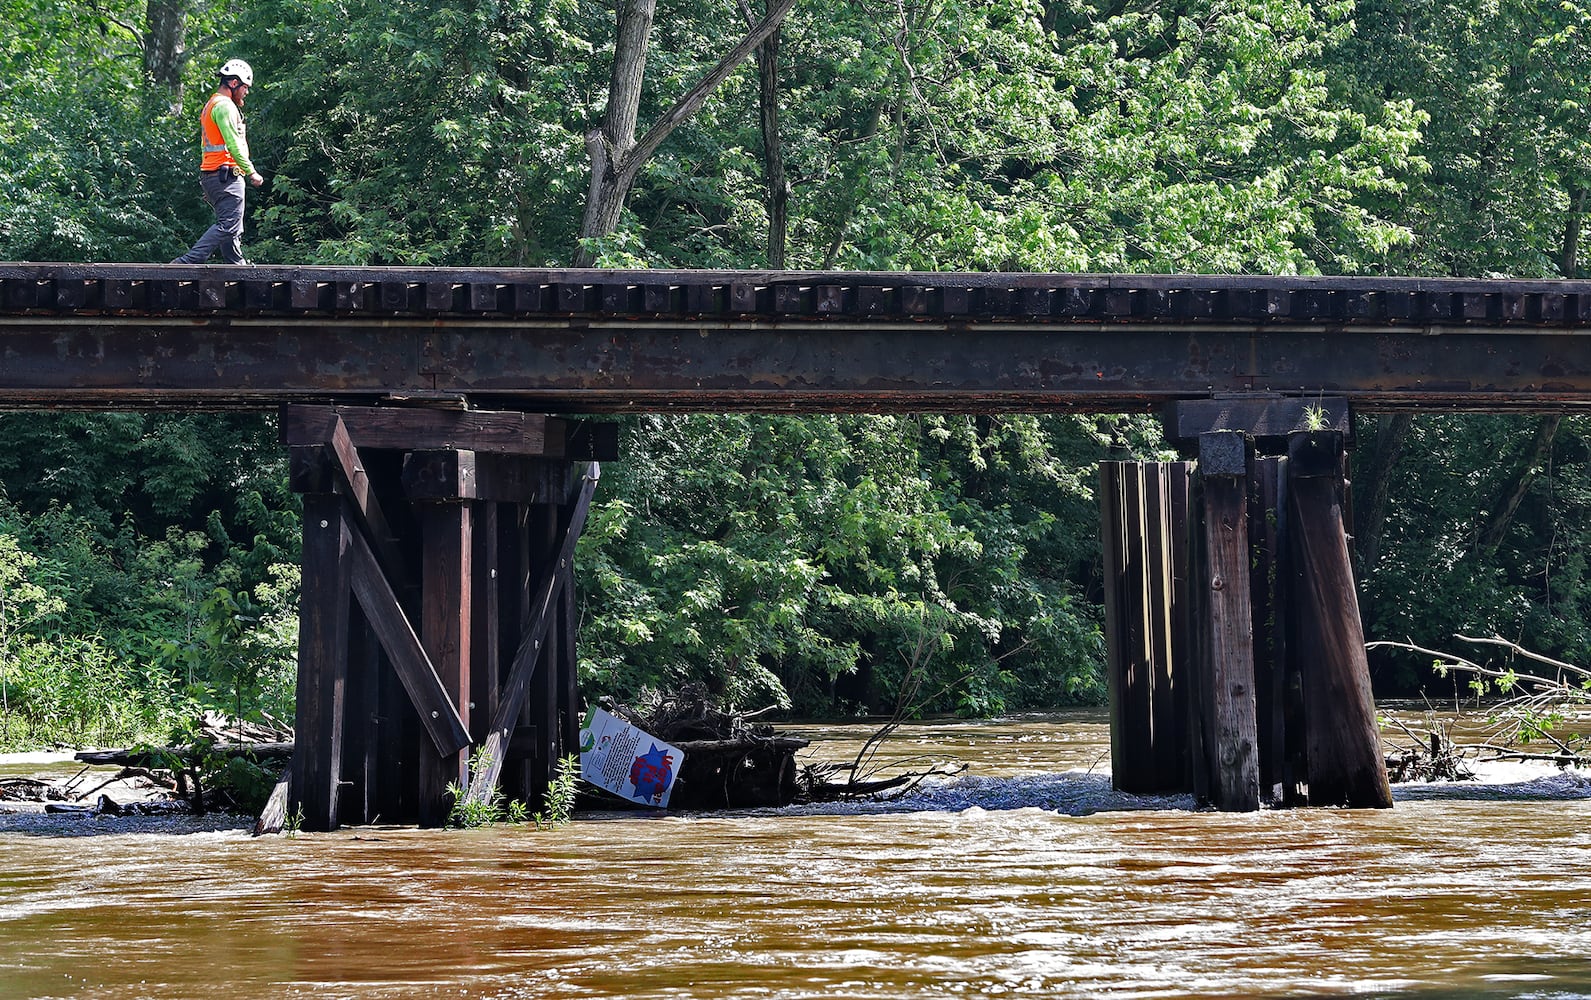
left=218, top=59, right=254, bottom=86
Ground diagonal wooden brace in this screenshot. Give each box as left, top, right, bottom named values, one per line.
left=288, top=409, right=411, bottom=592
left=464, top=462, right=600, bottom=804
left=345, top=520, right=471, bottom=757
left=320, top=413, right=410, bottom=591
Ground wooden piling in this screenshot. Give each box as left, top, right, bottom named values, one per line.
left=1184, top=470, right=1211, bottom=806
left=1099, top=462, right=1133, bottom=788
left=1247, top=456, right=1288, bottom=804
left=1142, top=463, right=1181, bottom=788
left=499, top=502, right=535, bottom=803
left=556, top=566, right=580, bottom=761
left=529, top=498, right=562, bottom=794
left=415, top=488, right=473, bottom=827
left=292, top=493, right=352, bottom=832
left=374, top=630, right=416, bottom=823
left=1101, top=463, right=1160, bottom=791
left=1120, top=462, right=1154, bottom=789
left=1196, top=431, right=1260, bottom=812
left=1286, top=431, right=1393, bottom=808
left=1100, top=461, right=1184, bottom=794
left=339, top=603, right=381, bottom=825
left=1165, top=462, right=1193, bottom=793
left=458, top=464, right=597, bottom=807
left=470, top=501, right=501, bottom=746
left=277, top=405, right=607, bottom=828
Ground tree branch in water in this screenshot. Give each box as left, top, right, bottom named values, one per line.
left=1367, top=635, right=1590, bottom=774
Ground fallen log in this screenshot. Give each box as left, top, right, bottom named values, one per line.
left=667, top=736, right=811, bottom=809
left=0, top=776, right=62, bottom=802
left=799, top=758, right=968, bottom=802
left=75, top=742, right=294, bottom=767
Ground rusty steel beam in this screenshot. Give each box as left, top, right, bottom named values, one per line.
left=5, top=263, right=1591, bottom=412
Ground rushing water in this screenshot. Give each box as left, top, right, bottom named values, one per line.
left=3, top=709, right=1591, bottom=999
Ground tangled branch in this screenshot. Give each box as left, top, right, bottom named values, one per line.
left=1367, top=634, right=1590, bottom=773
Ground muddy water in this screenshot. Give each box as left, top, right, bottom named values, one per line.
left=3, top=710, right=1591, bottom=999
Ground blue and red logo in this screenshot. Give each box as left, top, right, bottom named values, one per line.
left=629, top=743, right=676, bottom=804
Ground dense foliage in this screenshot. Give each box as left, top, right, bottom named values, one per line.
left=0, top=413, right=299, bottom=746
left=1, top=0, right=1588, bottom=746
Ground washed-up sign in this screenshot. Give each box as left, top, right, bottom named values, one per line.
left=578, top=707, right=685, bottom=808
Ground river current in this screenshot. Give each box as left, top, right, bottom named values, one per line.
left=2, top=709, right=1590, bottom=999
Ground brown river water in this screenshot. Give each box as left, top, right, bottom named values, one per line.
left=3, top=709, right=1591, bottom=999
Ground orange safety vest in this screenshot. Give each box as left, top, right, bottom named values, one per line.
left=199, top=92, right=242, bottom=171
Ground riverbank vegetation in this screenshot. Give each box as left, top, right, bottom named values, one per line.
left=2, top=0, right=1590, bottom=750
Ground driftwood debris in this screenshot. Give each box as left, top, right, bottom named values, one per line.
left=797, top=721, right=967, bottom=803
left=1369, top=635, right=1590, bottom=773
left=0, top=776, right=62, bottom=802
left=253, top=761, right=294, bottom=837
left=1, top=766, right=189, bottom=815
left=1382, top=717, right=1475, bottom=783
left=799, top=620, right=971, bottom=803
left=595, top=688, right=964, bottom=809
left=75, top=742, right=294, bottom=767
left=601, top=688, right=810, bottom=809
left=71, top=712, right=296, bottom=818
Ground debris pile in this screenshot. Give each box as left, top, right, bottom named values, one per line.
left=600, top=687, right=809, bottom=809
left=1, top=762, right=189, bottom=817
left=70, top=711, right=293, bottom=815
left=1384, top=724, right=1475, bottom=783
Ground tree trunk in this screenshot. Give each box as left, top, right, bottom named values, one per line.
left=819, top=100, right=885, bottom=268
left=1352, top=412, right=1412, bottom=577
left=745, top=0, right=788, bottom=268
left=575, top=0, right=799, bottom=266
left=144, top=0, right=190, bottom=111
left=1563, top=184, right=1585, bottom=279
left=577, top=0, right=656, bottom=260
left=1473, top=415, right=1562, bottom=560
left=579, top=128, right=644, bottom=261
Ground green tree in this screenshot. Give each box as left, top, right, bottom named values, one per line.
left=0, top=411, right=299, bottom=746
left=1358, top=414, right=1591, bottom=692
left=1340, top=0, right=1591, bottom=276
left=0, top=533, right=63, bottom=742
left=234, top=0, right=609, bottom=265
left=577, top=413, right=1146, bottom=715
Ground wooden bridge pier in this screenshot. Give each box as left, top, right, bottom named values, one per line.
left=280, top=403, right=612, bottom=831
left=1100, top=399, right=1393, bottom=811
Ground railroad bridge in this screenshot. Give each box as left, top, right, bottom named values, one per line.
left=6, top=262, right=1591, bottom=829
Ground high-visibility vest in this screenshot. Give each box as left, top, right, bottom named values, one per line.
left=199, top=93, right=243, bottom=171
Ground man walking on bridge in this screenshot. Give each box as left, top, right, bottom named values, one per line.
left=172, top=59, right=266, bottom=265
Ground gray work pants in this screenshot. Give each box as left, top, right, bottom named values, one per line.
left=172, top=169, right=247, bottom=264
